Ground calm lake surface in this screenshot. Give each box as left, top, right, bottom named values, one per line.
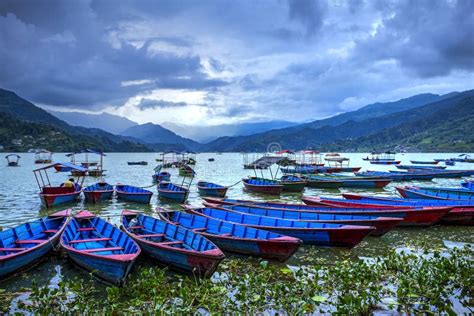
left=1, top=152, right=473, bottom=292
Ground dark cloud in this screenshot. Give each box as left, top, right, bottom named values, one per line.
left=137, top=98, right=187, bottom=110
left=0, top=0, right=472, bottom=124
left=287, top=0, right=328, bottom=36
left=355, top=0, right=474, bottom=77
left=0, top=1, right=226, bottom=109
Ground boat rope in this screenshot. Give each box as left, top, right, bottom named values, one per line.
left=227, top=179, right=242, bottom=188
left=138, top=183, right=157, bottom=189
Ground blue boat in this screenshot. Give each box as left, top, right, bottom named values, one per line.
left=356, top=170, right=435, bottom=181
left=215, top=204, right=401, bottom=237
left=396, top=165, right=446, bottom=170
left=203, top=197, right=451, bottom=227
left=61, top=211, right=140, bottom=285
left=158, top=210, right=301, bottom=262
left=0, top=210, right=70, bottom=279
left=445, top=160, right=455, bottom=166
left=83, top=182, right=114, bottom=203
left=157, top=182, right=189, bottom=202
left=121, top=210, right=224, bottom=276
left=389, top=169, right=473, bottom=178
left=303, top=174, right=391, bottom=189
left=197, top=181, right=228, bottom=197
left=185, top=207, right=374, bottom=248
left=461, top=181, right=474, bottom=190
left=343, top=193, right=474, bottom=206
left=281, top=165, right=318, bottom=174
left=115, top=184, right=153, bottom=204
left=152, top=171, right=171, bottom=183
left=396, top=186, right=474, bottom=201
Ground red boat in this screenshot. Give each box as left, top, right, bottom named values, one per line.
left=206, top=202, right=402, bottom=237
left=301, top=196, right=451, bottom=226
left=204, top=197, right=450, bottom=227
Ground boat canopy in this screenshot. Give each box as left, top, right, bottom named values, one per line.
left=5, top=154, right=21, bottom=159
left=34, top=162, right=88, bottom=172
left=66, top=149, right=106, bottom=156
left=276, top=150, right=295, bottom=155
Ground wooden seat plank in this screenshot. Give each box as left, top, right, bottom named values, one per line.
left=83, top=247, right=123, bottom=253
left=69, top=237, right=111, bottom=244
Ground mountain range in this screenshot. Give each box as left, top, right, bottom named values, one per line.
left=1, top=87, right=473, bottom=152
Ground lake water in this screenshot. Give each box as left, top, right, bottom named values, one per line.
left=1, top=152, right=473, bottom=292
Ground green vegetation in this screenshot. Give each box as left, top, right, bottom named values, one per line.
left=0, top=112, right=151, bottom=152
left=2, top=245, right=472, bottom=314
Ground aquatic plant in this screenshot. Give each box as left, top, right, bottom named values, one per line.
left=5, top=245, right=473, bottom=314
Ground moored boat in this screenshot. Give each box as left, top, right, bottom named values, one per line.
left=34, top=163, right=85, bottom=208
left=128, top=161, right=148, bottom=166
left=356, top=170, right=435, bottom=181
left=115, top=184, right=153, bottom=203
left=279, top=175, right=306, bottom=192
left=61, top=211, right=140, bottom=285
left=5, top=154, right=21, bottom=167
left=212, top=204, right=402, bottom=237
left=242, top=177, right=283, bottom=195
left=410, top=160, right=439, bottom=165
left=303, top=174, right=391, bottom=189
left=152, top=171, right=171, bottom=183
left=121, top=210, right=224, bottom=276
left=300, top=196, right=451, bottom=226
left=197, top=181, right=228, bottom=197
left=370, top=160, right=401, bottom=165
left=157, top=182, right=189, bottom=202
left=158, top=210, right=300, bottom=262
left=0, top=210, right=70, bottom=278
left=83, top=182, right=114, bottom=203
left=396, top=165, right=446, bottom=170
left=185, top=207, right=374, bottom=248
left=396, top=186, right=474, bottom=201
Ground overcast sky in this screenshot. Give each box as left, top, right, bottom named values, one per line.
left=0, top=0, right=473, bottom=125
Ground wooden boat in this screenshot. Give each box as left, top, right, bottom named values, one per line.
left=396, top=165, right=446, bottom=170
left=197, top=181, right=228, bottom=197
left=363, top=151, right=397, bottom=162
left=389, top=169, right=473, bottom=178
left=281, top=165, right=317, bottom=174
left=152, top=171, right=171, bottom=183
left=203, top=198, right=449, bottom=227
left=158, top=210, right=300, bottom=262
left=157, top=182, right=189, bottom=202
left=370, top=160, right=401, bottom=165
left=0, top=210, right=70, bottom=279
left=450, top=154, right=474, bottom=163
left=340, top=193, right=474, bottom=225
left=242, top=177, right=283, bottom=195
left=115, top=184, right=153, bottom=203
left=445, top=160, right=455, bottom=166
left=61, top=211, right=140, bottom=285
left=185, top=207, right=374, bottom=248
left=121, top=210, right=224, bottom=276
left=461, top=181, right=474, bottom=190
left=208, top=158, right=215, bottom=162
left=34, top=163, right=85, bottom=208
left=54, top=163, right=73, bottom=172
left=5, top=154, right=20, bottom=166
left=34, top=150, right=52, bottom=164
left=179, top=165, right=195, bottom=177
left=315, top=166, right=362, bottom=173
left=127, top=161, right=148, bottom=166
left=356, top=171, right=435, bottom=181
left=279, top=175, right=306, bottom=192
left=302, top=175, right=391, bottom=189
left=83, top=182, right=114, bottom=203
left=212, top=204, right=401, bottom=237
left=301, top=197, right=451, bottom=226
left=410, top=160, right=439, bottom=165
left=396, top=186, right=474, bottom=201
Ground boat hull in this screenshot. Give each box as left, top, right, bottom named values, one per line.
left=370, top=161, right=401, bottom=165
left=0, top=216, right=68, bottom=278
left=116, top=192, right=152, bottom=203
left=243, top=182, right=283, bottom=195
left=84, top=190, right=114, bottom=203
left=281, top=181, right=306, bottom=192
left=198, top=187, right=228, bottom=197
left=158, top=190, right=189, bottom=202
left=40, top=191, right=81, bottom=208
